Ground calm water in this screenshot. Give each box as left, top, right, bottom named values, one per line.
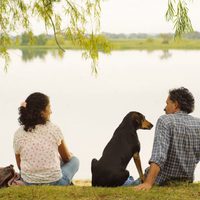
left=0, top=49, right=200, bottom=182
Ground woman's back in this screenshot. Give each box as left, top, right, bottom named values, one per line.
left=14, top=122, right=63, bottom=183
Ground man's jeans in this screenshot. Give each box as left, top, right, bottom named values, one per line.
left=123, top=167, right=150, bottom=186
left=123, top=176, right=142, bottom=186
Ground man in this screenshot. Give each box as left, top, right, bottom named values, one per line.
left=135, top=87, right=200, bottom=190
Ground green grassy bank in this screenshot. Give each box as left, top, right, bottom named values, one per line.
left=110, top=38, right=200, bottom=50
left=9, top=38, right=200, bottom=51
left=0, top=183, right=199, bottom=200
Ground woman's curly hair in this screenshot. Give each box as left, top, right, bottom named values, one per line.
left=169, top=87, right=195, bottom=114
left=18, top=92, right=49, bottom=131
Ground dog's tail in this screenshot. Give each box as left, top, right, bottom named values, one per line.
left=91, top=158, right=98, bottom=174
left=91, top=158, right=99, bottom=186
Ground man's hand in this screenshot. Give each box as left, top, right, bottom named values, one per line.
left=134, top=182, right=152, bottom=191
left=134, top=163, right=160, bottom=191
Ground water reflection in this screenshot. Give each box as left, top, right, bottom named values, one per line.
left=160, top=50, right=172, bottom=60
left=20, top=49, right=172, bottom=62
left=21, top=49, right=47, bottom=61
left=21, top=49, right=64, bottom=62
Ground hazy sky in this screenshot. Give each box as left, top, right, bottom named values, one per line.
left=100, top=0, right=200, bottom=33
left=29, top=0, right=200, bottom=34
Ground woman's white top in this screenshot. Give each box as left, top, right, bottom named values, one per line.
left=13, top=121, right=64, bottom=183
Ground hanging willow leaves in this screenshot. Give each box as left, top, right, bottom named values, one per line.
left=166, top=0, right=193, bottom=38
left=0, top=0, right=111, bottom=72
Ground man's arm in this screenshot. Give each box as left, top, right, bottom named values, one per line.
left=134, top=163, right=160, bottom=190
left=134, top=116, right=170, bottom=190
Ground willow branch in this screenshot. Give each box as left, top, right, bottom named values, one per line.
left=43, top=0, right=65, bottom=52
left=48, top=15, right=65, bottom=52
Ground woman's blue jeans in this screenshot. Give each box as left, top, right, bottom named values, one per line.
left=50, top=156, right=79, bottom=186
left=24, top=156, right=79, bottom=186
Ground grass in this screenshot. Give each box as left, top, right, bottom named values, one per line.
left=109, top=38, right=200, bottom=50
left=0, top=182, right=199, bottom=200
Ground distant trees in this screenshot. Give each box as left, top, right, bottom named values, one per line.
left=35, top=34, right=48, bottom=45
left=20, top=32, right=48, bottom=45
left=160, top=34, right=173, bottom=44
left=184, top=31, right=200, bottom=39
left=21, top=32, right=34, bottom=45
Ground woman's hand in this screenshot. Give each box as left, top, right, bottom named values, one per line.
left=58, top=140, right=72, bottom=162
left=15, top=154, right=21, bottom=170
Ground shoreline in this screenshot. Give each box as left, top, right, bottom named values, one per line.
left=74, top=179, right=200, bottom=186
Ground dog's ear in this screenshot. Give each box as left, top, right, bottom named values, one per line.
left=119, top=112, right=144, bottom=130
left=118, top=112, right=134, bottom=129
left=131, top=112, right=144, bottom=129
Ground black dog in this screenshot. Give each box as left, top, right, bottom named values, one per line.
left=91, top=111, right=153, bottom=187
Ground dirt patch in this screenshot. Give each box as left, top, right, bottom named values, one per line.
left=74, top=179, right=91, bottom=186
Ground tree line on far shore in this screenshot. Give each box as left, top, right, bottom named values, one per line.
left=10, top=31, right=200, bottom=47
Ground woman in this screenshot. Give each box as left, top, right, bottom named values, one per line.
left=13, top=92, right=79, bottom=185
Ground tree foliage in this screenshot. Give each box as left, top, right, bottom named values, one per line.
left=166, top=0, right=193, bottom=38
left=0, top=0, right=110, bottom=72
left=0, top=0, right=196, bottom=72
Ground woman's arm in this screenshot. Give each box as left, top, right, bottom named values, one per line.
left=58, top=140, right=72, bottom=163
left=15, top=154, right=21, bottom=170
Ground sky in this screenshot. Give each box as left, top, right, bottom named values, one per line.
left=29, top=0, right=200, bottom=35
left=100, top=0, right=200, bottom=34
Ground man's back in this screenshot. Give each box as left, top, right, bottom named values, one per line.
left=150, top=111, right=200, bottom=185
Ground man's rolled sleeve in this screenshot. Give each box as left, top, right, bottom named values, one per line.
left=149, top=116, right=171, bottom=169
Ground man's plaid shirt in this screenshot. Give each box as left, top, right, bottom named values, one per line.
left=149, top=111, right=200, bottom=185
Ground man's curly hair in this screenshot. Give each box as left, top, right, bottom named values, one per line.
left=18, top=92, right=49, bottom=131
left=169, top=87, right=195, bottom=114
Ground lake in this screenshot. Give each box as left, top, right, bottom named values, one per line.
left=0, top=49, right=200, bottom=182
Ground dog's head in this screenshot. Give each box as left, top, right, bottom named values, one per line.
left=131, top=111, right=153, bottom=130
